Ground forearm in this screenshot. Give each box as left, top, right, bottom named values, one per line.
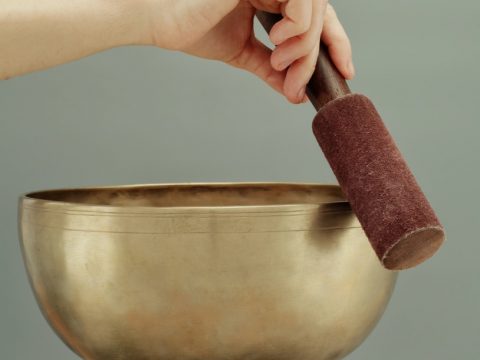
left=0, top=0, right=151, bottom=79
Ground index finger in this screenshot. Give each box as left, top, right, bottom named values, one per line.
left=269, top=0, right=313, bottom=45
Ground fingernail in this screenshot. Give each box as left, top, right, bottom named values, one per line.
left=297, top=87, right=306, bottom=102
left=270, top=32, right=285, bottom=46
left=348, top=60, right=355, bottom=78
left=277, top=59, right=291, bottom=71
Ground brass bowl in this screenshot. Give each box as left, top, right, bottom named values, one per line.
left=19, top=183, right=397, bottom=360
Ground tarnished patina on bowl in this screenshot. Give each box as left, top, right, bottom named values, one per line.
left=19, top=183, right=397, bottom=360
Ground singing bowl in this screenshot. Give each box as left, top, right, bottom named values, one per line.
left=19, top=183, right=397, bottom=360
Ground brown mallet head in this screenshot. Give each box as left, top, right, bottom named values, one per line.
left=312, top=94, right=445, bottom=270
left=257, top=11, right=445, bottom=270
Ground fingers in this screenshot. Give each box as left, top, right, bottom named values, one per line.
left=265, top=0, right=354, bottom=104
left=322, top=4, right=355, bottom=79
left=228, top=35, right=286, bottom=95
left=271, top=0, right=324, bottom=103
left=283, top=43, right=319, bottom=101
left=235, top=0, right=353, bottom=104
left=269, top=0, right=312, bottom=45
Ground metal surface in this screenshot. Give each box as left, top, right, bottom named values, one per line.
left=19, top=183, right=397, bottom=360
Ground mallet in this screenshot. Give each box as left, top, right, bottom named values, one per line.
left=256, top=11, right=445, bottom=270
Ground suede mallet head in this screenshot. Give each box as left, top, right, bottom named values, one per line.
left=312, top=94, right=444, bottom=270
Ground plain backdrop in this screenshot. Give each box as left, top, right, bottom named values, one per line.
left=1, top=0, right=479, bottom=359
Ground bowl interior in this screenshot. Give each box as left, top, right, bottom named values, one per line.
left=24, top=183, right=347, bottom=208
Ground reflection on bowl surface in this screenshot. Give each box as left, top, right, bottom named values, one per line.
left=19, top=183, right=397, bottom=360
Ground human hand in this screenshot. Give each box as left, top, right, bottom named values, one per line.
left=146, top=0, right=355, bottom=104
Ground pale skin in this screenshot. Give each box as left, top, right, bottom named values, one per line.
left=0, top=0, right=354, bottom=104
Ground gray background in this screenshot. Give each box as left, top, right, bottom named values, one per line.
left=1, top=0, right=479, bottom=358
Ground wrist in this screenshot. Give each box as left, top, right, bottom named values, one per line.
left=113, top=0, right=155, bottom=46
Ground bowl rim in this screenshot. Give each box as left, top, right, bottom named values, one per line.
left=19, top=182, right=352, bottom=215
